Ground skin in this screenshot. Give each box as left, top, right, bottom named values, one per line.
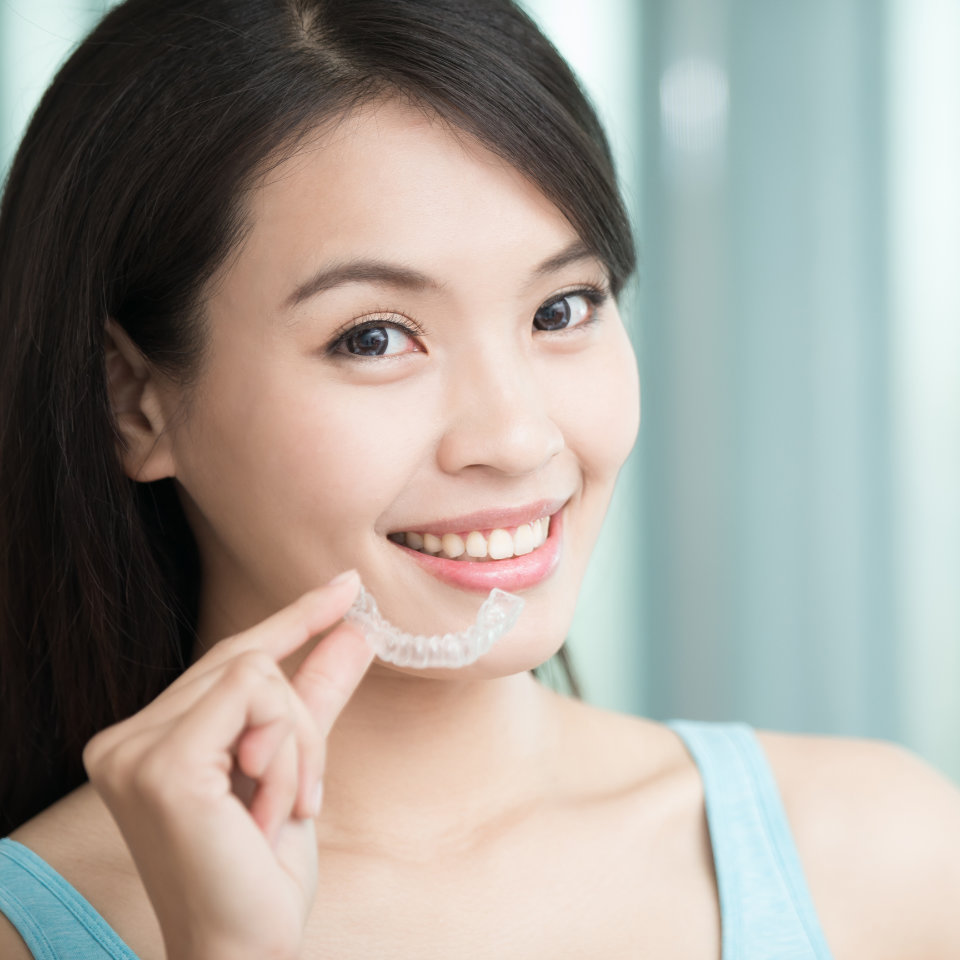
left=126, top=100, right=641, bottom=851
left=5, top=99, right=960, bottom=959
left=176, top=104, right=637, bottom=672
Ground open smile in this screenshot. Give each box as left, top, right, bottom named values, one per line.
left=386, top=502, right=566, bottom=593
left=387, top=515, right=551, bottom=562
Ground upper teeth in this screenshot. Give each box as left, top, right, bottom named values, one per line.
left=390, top=517, right=551, bottom=561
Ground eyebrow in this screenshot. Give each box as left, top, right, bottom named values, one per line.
left=283, top=238, right=601, bottom=310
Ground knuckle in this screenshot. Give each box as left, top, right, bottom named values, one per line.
left=241, top=648, right=281, bottom=677
left=128, top=746, right=178, bottom=805
left=81, top=729, right=111, bottom=775
left=87, top=734, right=143, bottom=796
left=127, top=751, right=160, bottom=795
left=300, top=663, right=353, bottom=713
left=224, top=650, right=277, bottom=688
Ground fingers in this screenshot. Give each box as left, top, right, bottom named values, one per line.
left=84, top=570, right=375, bottom=856
left=232, top=570, right=363, bottom=663
left=234, top=678, right=324, bottom=822
left=291, top=619, right=377, bottom=739
left=236, top=714, right=292, bottom=781
left=248, top=728, right=300, bottom=843
left=167, top=657, right=298, bottom=773
left=231, top=613, right=376, bottom=826
left=144, top=569, right=365, bottom=724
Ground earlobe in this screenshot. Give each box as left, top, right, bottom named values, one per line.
left=104, top=319, right=177, bottom=482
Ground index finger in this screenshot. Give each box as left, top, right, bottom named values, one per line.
left=230, top=569, right=363, bottom=663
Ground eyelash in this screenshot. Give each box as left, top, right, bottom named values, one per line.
left=324, top=283, right=611, bottom=360
left=325, top=312, right=428, bottom=360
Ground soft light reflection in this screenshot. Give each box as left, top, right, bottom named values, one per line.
left=659, top=57, right=729, bottom=155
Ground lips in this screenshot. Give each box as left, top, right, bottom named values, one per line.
left=387, top=497, right=569, bottom=540
left=388, top=504, right=565, bottom=593
left=388, top=517, right=551, bottom=561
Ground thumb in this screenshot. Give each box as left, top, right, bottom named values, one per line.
left=290, top=619, right=375, bottom=738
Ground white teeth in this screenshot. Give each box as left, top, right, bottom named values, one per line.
left=513, top=523, right=535, bottom=556
left=392, top=515, right=553, bottom=561
left=465, top=530, right=488, bottom=558
left=441, top=533, right=465, bottom=559
left=487, top=528, right=514, bottom=561
left=406, top=531, right=424, bottom=550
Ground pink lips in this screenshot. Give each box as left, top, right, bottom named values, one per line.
left=391, top=507, right=564, bottom=593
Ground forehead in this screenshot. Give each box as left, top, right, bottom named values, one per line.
left=236, top=99, right=580, bottom=290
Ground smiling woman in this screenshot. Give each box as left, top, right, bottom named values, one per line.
left=1, top=2, right=959, bottom=959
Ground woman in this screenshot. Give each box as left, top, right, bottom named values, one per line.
left=1, top=1, right=958, bottom=957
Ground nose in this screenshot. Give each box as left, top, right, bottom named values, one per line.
left=435, top=343, right=564, bottom=477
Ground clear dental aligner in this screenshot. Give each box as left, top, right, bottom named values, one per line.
left=344, top=586, right=525, bottom=669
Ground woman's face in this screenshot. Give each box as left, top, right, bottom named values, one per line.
left=164, top=100, right=640, bottom=679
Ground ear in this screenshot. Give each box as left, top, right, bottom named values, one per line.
left=104, top=318, right=178, bottom=482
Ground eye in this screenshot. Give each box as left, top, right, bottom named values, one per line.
left=533, top=290, right=606, bottom=332
left=329, top=318, right=423, bottom=358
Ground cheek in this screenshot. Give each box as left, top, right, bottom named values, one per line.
left=273, top=393, right=428, bottom=526
left=550, top=327, right=640, bottom=479
left=175, top=359, right=430, bottom=547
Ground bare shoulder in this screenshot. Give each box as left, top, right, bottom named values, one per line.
left=9, top=782, right=119, bottom=875
left=756, top=728, right=960, bottom=959
left=6, top=785, right=160, bottom=959
left=0, top=791, right=105, bottom=960
left=0, top=912, right=34, bottom=960
left=542, top=690, right=689, bottom=790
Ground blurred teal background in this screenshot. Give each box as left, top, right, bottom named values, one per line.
left=3, top=1, right=958, bottom=781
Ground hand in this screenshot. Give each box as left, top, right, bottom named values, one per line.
left=83, top=571, right=374, bottom=960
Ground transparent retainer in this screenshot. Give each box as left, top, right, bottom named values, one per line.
left=344, top=586, right=525, bottom=669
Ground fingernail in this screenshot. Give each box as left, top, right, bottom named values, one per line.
left=329, top=569, right=359, bottom=588
left=311, top=782, right=324, bottom=817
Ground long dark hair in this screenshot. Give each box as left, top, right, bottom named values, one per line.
left=0, top=0, right=635, bottom=834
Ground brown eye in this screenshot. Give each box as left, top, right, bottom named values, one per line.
left=345, top=325, right=391, bottom=356
left=330, top=319, right=422, bottom=359
left=533, top=293, right=595, bottom=332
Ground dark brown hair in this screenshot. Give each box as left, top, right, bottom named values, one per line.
left=0, top=0, right=635, bottom=834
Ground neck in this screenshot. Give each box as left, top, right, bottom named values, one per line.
left=190, top=576, right=568, bottom=857
left=312, top=666, right=563, bottom=857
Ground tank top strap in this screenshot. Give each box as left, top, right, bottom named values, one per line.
left=665, top=720, right=835, bottom=960
left=0, top=838, right=139, bottom=960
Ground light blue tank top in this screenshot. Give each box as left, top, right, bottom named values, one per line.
left=0, top=720, right=834, bottom=958
left=667, top=720, right=834, bottom=959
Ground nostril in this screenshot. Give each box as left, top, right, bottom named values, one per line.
left=434, top=375, right=563, bottom=477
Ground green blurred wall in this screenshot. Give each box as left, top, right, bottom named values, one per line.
left=526, top=0, right=959, bottom=782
